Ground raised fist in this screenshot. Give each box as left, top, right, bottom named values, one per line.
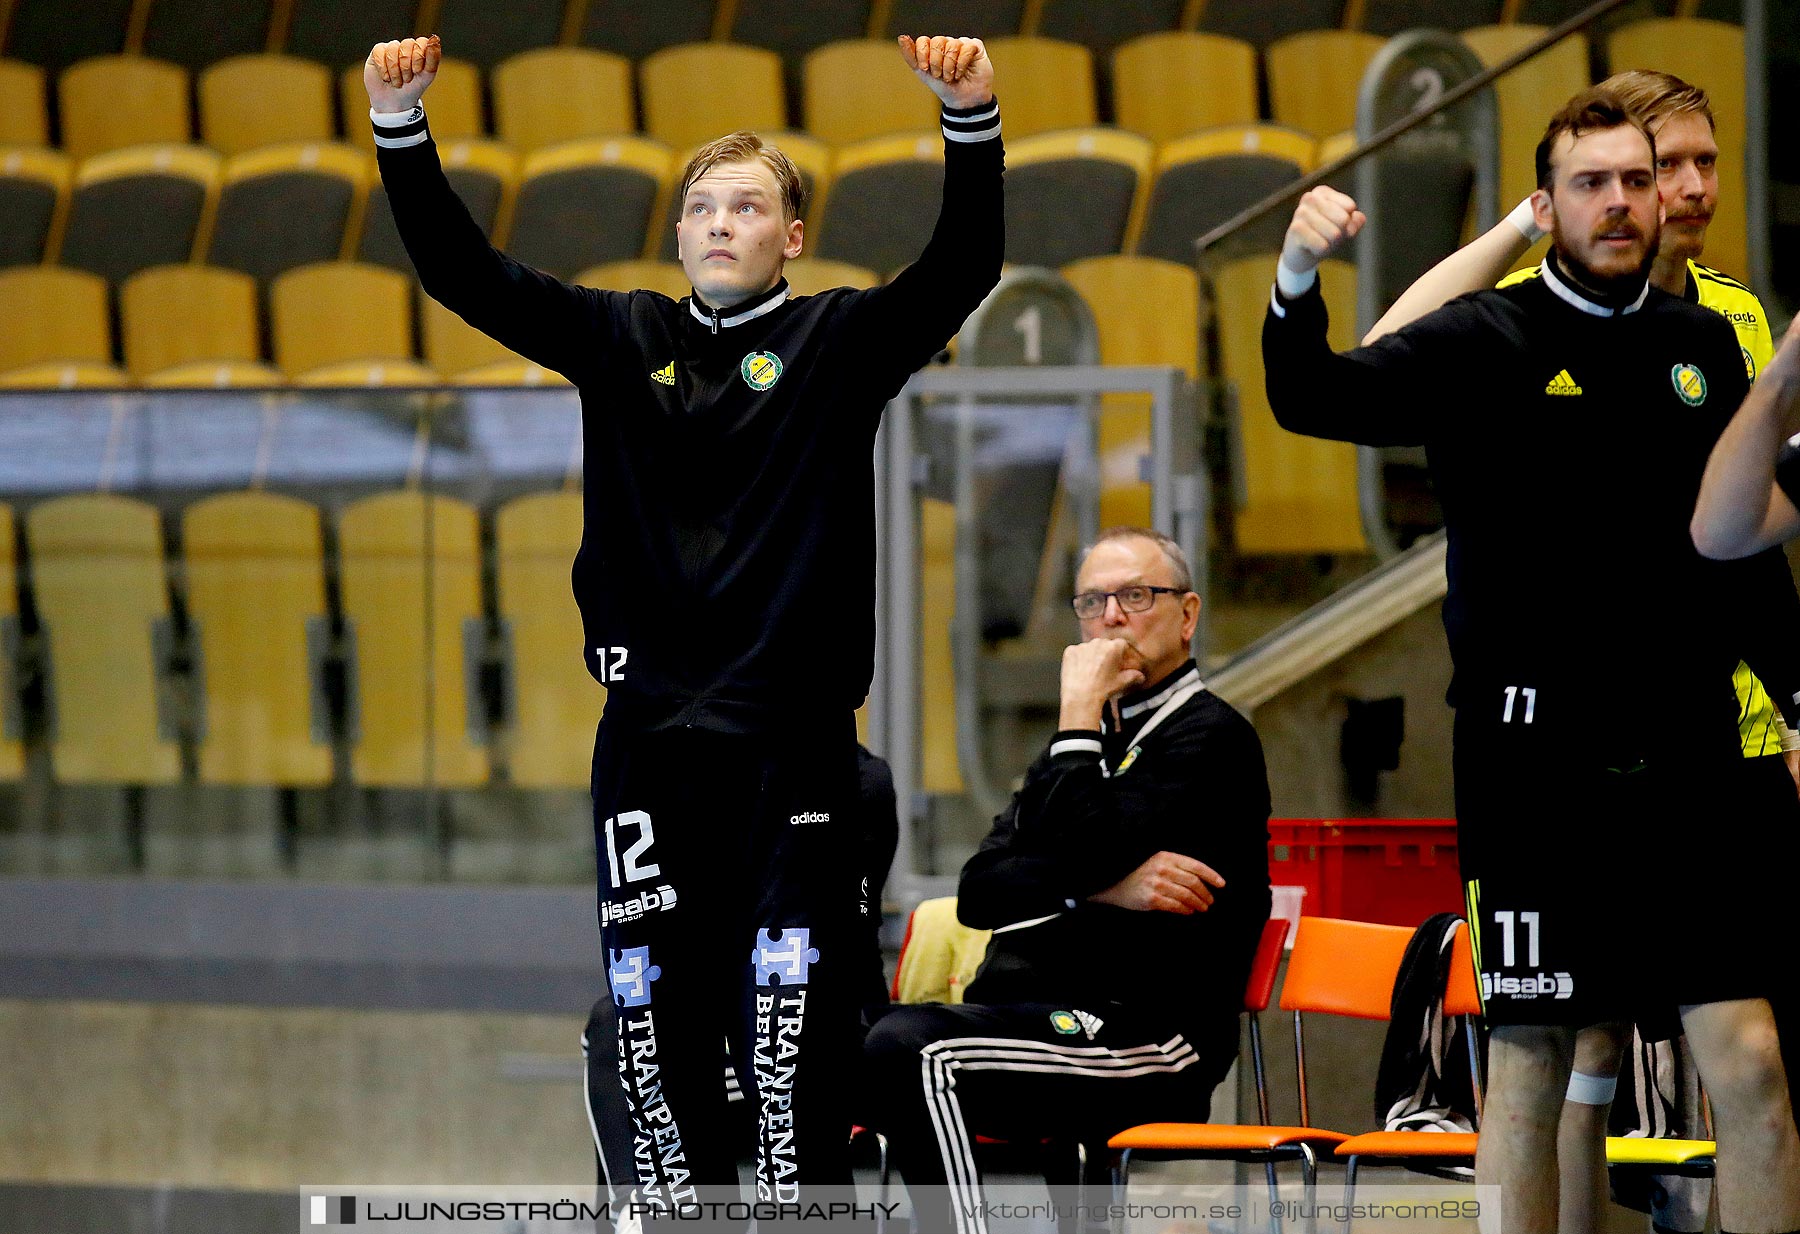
left=364, top=35, right=441, bottom=112
left=898, top=35, right=995, bottom=109
left=1280, top=185, right=1366, bottom=277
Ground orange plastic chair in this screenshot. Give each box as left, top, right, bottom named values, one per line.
left=1108, top=915, right=1361, bottom=1196
left=1331, top=919, right=1482, bottom=1191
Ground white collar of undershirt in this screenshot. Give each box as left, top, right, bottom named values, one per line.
left=1539, top=255, right=1649, bottom=317
left=1118, top=663, right=1205, bottom=721
left=688, top=281, right=790, bottom=329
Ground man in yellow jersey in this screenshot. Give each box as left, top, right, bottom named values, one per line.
left=1363, top=70, right=1798, bottom=1233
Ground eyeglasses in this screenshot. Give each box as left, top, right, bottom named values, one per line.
left=1070, top=585, right=1184, bottom=621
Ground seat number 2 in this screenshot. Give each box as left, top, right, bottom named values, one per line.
left=1501, top=685, right=1537, bottom=724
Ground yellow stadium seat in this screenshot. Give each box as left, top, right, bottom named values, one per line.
left=919, top=495, right=960, bottom=793
left=198, top=54, right=335, bottom=157
left=205, top=141, right=371, bottom=284
left=0, top=145, right=72, bottom=267
left=183, top=491, right=333, bottom=786
left=337, top=490, right=489, bottom=787
left=1062, top=255, right=1199, bottom=528
left=418, top=288, right=528, bottom=377
left=811, top=131, right=942, bottom=274
left=1005, top=127, right=1153, bottom=266
left=0, top=502, right=21, bottom=781
left=270, top=260, right=413, bottom=377
left=120, top=263, right=260, bottom=379
left=891, top=896, right=992, bottom=1005
left=1214, top=255, right=1367, bottom=553
left=803, top=39, right=937, bottom=146
left=449, top=361, right=571, bottom=386
left=1265, top=31, right=1386, bottom=139
left=0, top=265, right=110, bottom=373
left=292, top=359, right=440, bottom=385
left=60, top=144, right=219, bottom=285
left=0, top=361, right=129, bottom=387
left=783, top=257, right=879, bottom=296
left=508, top=137, right=671, bottom=279
left=1135, top=125, right=1313, bottom=262
left=26, top=494, right=181, bottom=783
left=980, top=37, right=1097, bottom=139
left=56, top=55, right=191, bottom=162
left=142, top=360, right=284, bottom=386
left=339, top=57, right=485, bottom=157
left=0, top=58, right=48, bottom=145
left=494, top=491, right=603, bottom=788
left=640, top=43, right=787, bottom=151
left=574, top=260, right=691, bottom=297
left=1608, top=17, right=1747, bottom=278
left=1460, top=25, right=1588, bottom=267
left=492, top=47, right=634, bottom=152
left=1112, top=32, right=1260, bottom=146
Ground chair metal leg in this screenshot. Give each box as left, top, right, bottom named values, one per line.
left=1298, top=1144, right=1319, bottom=1234
left=1342, top=1155, right=1359, bottom=1234
left=1265, top=1158, right=1283, bottom=1234
left=875, top=1131, right=890, bottom=1234
left=1109, top=1149, right=1131, bottom=1234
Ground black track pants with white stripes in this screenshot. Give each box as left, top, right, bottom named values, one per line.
left=860, top=1002, right=1228, bottom=1234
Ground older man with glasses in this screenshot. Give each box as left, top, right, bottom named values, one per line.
left=858, top=526, right=1272, bottom=1234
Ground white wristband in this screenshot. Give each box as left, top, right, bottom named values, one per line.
left=1506, top=196, right=1546, bottom=244
left=1275, top=260, right=1318, bottom=298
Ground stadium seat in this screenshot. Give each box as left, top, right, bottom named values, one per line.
left=418, top=287, right=528, bottom=376
left=433, top=0, right=565, bottom=70
left=1608, top=17, right=1747, bottom=277
left=0, top=502, right=19, bottom=781
left=337, top=490, right=490, bottom=787
left=492, top=48, right=634, bottom=152
left=811, top=132, right=941, bottom=275
left=339, top=57, right=484, bottom=154
left=783, top=257, right=878, bottom=295
left=728, top=0, right=870, bottom=106
left=0, top=265, right=110, bottom=373
left=0, top=57, right=48, bottom=145
left=142, top=360, right=283, bottom=386
left=1214, top=255, right=1367, bottom=553
left=56, top=55, right=191, bottom=162
left=120, top=263, right=261, bottom=379
left=199, top=54, right=335, bottom=157
left=802, top=39, right=937, bottom=146
left=140, top=0, right=272, bottom=70
left=494, top=490, right=602, bottom=788
left=292, top=358, right=438, bottom=384
left=205, top=141, right=369, bottom=284
left=1134, top=125, right=1313, bottom=263
left=1198, top=0, right=1346, bottom=49
left=449, top=360, right=570, bottom=386
left=0, top=145, right=70, bottom=267
left=890, top=896, right=993, bottom=1005
left=0, top=361, right=128, bottom=387
left=1036, top=0, right=1188, bottom=88
left=59, top=144, right=218, bottom=285
left=1, top=0, right=133, bottom=72
left=358, top=137, right=514, bottom=273
left=1356, top=0, right=1502, bottom=35
left=506, top=137, right=669, bottom=279
left=283, top=0, right=419, bottom=71
left=183, top=491, right=333, bottom=786
left=1459, top=25, right=1588, bottom=268
left=978, top=37, right=1097, bottom=139
left=1265, top=30, right=1386, bottom=139
left=1111, top=32, right=1260, bottom=146
left=574, top=259, right=690, bottom=297
left=878, top=0, right=1026, bottom=37
left=1061, top=255, right=1199, bottom=527
left=270, top=260, right=414, bottom=376
left=651, top=129, right=829, bottom=261
left=640, top=43, right=787, bottom=151
left=918, top=494, right=960, bottom=793
left=578, top=0, right=717, bottom=62
left=1003, top=127, right=1151, bottom=268
left=26, top=494, right=181, bottom=784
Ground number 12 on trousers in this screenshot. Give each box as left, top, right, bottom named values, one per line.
left=594, top=646, right=628, bottom=682
left=604, top=810, right=659, bottom=885
left=1502, top=685, right=1537, bottom=723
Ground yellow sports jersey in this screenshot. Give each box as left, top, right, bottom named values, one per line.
left=1497, top=260, right=1787, bottom=756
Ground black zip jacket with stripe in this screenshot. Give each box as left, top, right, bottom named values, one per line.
left=374, top=100, right=1004, bottom=733
left=957, top=662, right=1273, bottom=1048
left=1264, top=255, right=1790, bottom=756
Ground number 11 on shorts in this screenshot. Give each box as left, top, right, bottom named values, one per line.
left=1502, top=685, right=1537, bottom=723
left=1493, top=910, right=1541, bottom=967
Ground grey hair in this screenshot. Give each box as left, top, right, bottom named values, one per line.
left=1086, top=526, right=1193, bottom=593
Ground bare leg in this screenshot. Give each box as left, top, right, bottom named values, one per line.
left=1680, top=998, right=1800, bottom=1231
left=1556, top=1021, right=1628, bottom=1234
left=1476, top=1022, right=1578, bottom=1234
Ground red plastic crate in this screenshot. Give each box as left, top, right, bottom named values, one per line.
left=1267, top=818, right=1462, bottom=928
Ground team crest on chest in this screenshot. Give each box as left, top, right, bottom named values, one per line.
left=1670, top=363, right=1707, bottom=406
left=741, top=350, right=783, bottom=391
left=1743, top=346, right=1756, bottom=382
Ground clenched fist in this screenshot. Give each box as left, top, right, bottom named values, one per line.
left=1058, top=637, right=1144, bottom=731
left=898, top=35, right=995, bottom=109
left=365, top=35, right=441, bottom=113
left=1280, top=185, right=1366, bottom=278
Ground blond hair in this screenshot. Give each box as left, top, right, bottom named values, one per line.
left=1598, top=69, right=1715, bottom=135
left=677, top=131, right=806, bottom=222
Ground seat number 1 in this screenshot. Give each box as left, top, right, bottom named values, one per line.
left=1502, top=685, right=1537, bottom=724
